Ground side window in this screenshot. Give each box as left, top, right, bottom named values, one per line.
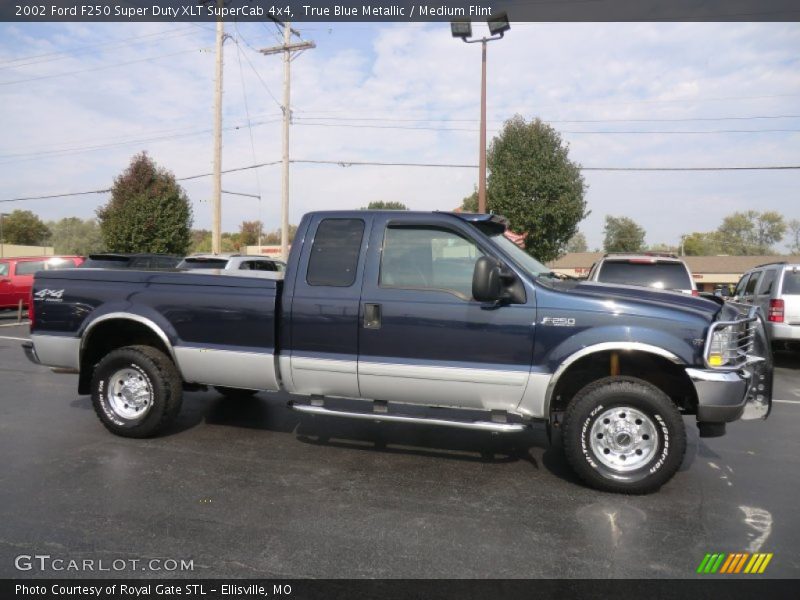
left=744, top=271, right=761, bottom=296
left=306, top=218, right=365, bottom=287
left=380, top=226, right=484, bottom=298
left=734, top=274, right=749, bottom=297
left=15, top=261, right=47, bottom=276
left=245, top=261, right=277, bottom=272
left=758, top=269, right=776, bottom=296
left=0, top=262, right=8, bottom=277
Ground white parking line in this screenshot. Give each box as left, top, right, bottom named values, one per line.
left=0, top=321, right=29, bottom=327
left=0, top=335, right=29, bottom=342
left=773, top=399, right=800, bottom=405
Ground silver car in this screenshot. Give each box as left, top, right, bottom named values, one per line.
left=178, top=254, right=286, bottom=273
left=733, top=262, right=800, bottom=348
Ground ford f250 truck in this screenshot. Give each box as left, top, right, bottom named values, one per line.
left=23, top=211, right=773, bottom=493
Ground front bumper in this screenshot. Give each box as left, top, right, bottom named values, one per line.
left=687, top=364, right=771, bottom=422
left=689, top=307, right=774, bottom=423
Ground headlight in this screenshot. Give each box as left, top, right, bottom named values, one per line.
left=705, top=316, right=756, bottom=369
left=707, top=328, right=737, bottom=366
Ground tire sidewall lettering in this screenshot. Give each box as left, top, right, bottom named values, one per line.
left=97, top=360, right=155, bottom=428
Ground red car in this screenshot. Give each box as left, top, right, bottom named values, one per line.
left=0, top=256, right=84, bottom=309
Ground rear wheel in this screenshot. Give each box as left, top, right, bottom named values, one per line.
left=562, top=376, right=686, bottom=494
left=91, top=345, right=183, bottom=438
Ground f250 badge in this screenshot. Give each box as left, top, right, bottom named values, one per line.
left=540, top=316, right=576, bottom=327
left=34, top=289, right=65, bottom=302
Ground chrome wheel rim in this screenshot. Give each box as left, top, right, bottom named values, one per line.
left=107, top=368, right=153, bottom=420
left=589, top=407, right=658, bottom=472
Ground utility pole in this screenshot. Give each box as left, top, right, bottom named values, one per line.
left=0, top=212, right=8, bottom=258
left=261, top=23, right=315, bottom=261
left=211, top=0, right=227, bottom=255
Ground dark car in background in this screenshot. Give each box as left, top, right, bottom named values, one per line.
left=79, top=253, right=181, bottom=270
left=587, top=253, right=698, bottom=295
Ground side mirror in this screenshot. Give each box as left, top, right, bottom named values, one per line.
left=472, top=256, right=506, bottom=302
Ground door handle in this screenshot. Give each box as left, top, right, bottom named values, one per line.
left=363, top=303, right=381, bottom=329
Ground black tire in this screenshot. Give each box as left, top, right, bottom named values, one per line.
left=91, top=345, right=183, bottom=438
left=214, top=386, right=258, bottom=399
left=562, top=376, right=686, bottom=494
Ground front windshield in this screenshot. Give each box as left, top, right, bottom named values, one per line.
left=489, top=232, right=552, bottom=277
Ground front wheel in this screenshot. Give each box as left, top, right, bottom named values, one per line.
left=562, top=377, right=686, bottom=494
left=91, top=345, right=183, bottom=438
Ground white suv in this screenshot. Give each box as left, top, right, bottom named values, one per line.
left=733, top=262, right=800, bottom=349
left=586, top=253, right=698, bottom=295
left=177, top=254, right=285, bottom=273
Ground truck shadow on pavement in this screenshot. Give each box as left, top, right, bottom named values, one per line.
left=194, top=391, right=589, bottom=486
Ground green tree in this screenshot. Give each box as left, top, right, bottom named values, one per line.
left=262, top=225, right=298, bottom=245
left=603, top=216, right=646, bottom=253
left=681, top=232, right=723, bottom=256
left=648, top=242, right=678, bottom=254
left=96, top=152, right=193, bottom=254
left=190, top=229, right=211, bottom=253
left=361, top=201, right=409, bottom=210
left=487, top=115, right=588, bottom=262
left=565, top=231, right=588, bottom=253
left=239, top=221, right=263, bottom=247
left=717, top=210, right=786, bottom=255
left=1, top=210, right=50, bottom=245
left=47, top=217, right=105, bottom=255
left=788, top=219, right=800, bottom=254
left=460, top=190, right=478, bottom=212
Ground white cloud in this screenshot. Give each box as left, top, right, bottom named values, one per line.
left=0, top=21, right=798, bottom=250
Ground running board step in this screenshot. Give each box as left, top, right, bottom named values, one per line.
left=289, top=403, right=528, bottom=433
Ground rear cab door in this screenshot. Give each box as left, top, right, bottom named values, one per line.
left=283, top=213, right=373, bottom=398
left=356, top=213, right=536, bottom=412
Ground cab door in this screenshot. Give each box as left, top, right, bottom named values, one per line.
left=356, top=214, right=536, bottom=412
left=286, top=215, right=372, bottom=398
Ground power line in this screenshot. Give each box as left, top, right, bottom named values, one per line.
left=0, top=47, right=207, bottom=86
left=232, top=26, right=282, bottom=108
left=294, top=113, right=800, bottom=124
left=0, top=27, right=200, bottom=68
left=293, top=122, right=800, bottom=135
left=3, top=160, right=798, bottom=203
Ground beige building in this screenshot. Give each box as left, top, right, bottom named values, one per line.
left=548, top=253, right=800, bottom=292
left=0, top=244, right=54, bottom=258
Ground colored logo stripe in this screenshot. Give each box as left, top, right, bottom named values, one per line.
left=698, top=553, right=773, bottom=574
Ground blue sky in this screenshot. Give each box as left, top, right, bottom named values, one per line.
left=0, top=21, right=798, bottom=250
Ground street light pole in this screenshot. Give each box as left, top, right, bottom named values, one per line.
left=451, top=15, right=510, bottom=214
left=478, top=39, right=487, bottom=214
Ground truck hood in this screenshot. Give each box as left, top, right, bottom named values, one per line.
left=552, top=280, right=721, bottom=321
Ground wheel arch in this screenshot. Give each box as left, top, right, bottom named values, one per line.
left=78, top=313, right=179, bottom=394
left=545, top=343, right=698, bottom=419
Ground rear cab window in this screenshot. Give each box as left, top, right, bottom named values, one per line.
left=306, top=218, right=365, bottom=287
left=597, top=260, right=692, bottom=291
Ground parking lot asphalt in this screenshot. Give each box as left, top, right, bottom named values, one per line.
left=1, top=312, right=798, bottom=579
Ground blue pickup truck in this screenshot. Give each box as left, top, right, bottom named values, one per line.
left=24, top=211, right=772, bottom=493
